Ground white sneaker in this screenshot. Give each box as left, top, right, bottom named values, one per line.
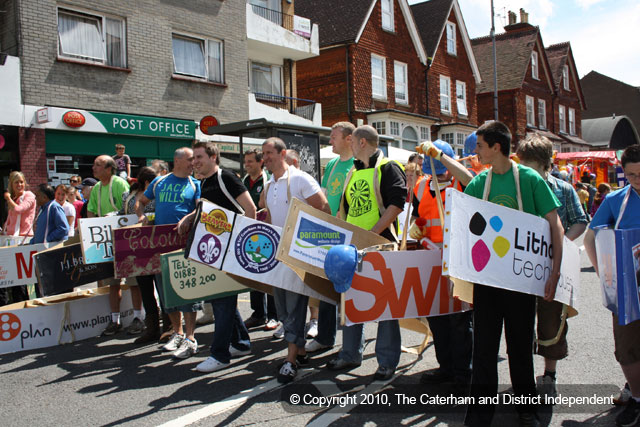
left=229, top=345, right=251, bottom=358
left=196, top=304, right=214, bottom=325
left=305, top=339, right=332, bottom=353
left=173, top=338, right=198, bottom=359
left=196, top=356, right=230, bottom=373
left=265, top=318, right=279, bottom=331
left=162, top=333, right=185, bottom=352
left=273, top=324, right=285, bottom=340
left=305, top=319, right=318, bottom=339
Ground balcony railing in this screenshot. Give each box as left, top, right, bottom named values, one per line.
left=249, top=4, right=311, bottom=39
left=253, top=92, right=316, bottom=121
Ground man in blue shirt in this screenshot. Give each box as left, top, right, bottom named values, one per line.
left=136, top=147, right=202, bottom=359
left=31, top=184, right=69, bottom=244
left=585, top=144, right=640, bottom=427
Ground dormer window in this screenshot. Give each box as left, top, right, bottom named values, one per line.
left=563, top=65, right=570, bottom=91
left=446, top=22, right=456, bottom=55
left=381, top=0, right=394, bottom=32
left=531, top=51, right=539, bottom=80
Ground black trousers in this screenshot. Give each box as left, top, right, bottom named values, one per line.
left=465, top=285, right=537, bottom=426
left=136, top=275, right=159, bottom=318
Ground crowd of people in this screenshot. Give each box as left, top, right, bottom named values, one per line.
left=2, top=124, right=639, bottom=427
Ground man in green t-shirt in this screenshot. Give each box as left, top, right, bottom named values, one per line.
left=463, top=122, right=564, bottom=427
left=305, top=122, right=355, bottom=354
left=88, top=155, right=131, bottom=336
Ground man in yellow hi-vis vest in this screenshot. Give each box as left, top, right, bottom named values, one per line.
left=327, top=125, right=407, bottom=381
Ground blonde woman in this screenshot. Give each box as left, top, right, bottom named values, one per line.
left=2, top=171, right=37, bottom=239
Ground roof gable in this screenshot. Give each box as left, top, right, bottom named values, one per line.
left=410, top=0, right=481, bottom=83
left=296, top=0, right=426, bottom=64
left=472, top=27, right=552, bottom=93
left=546, top=42, right=586, bottom=109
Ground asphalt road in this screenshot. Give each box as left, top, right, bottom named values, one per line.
left=0, top=240, right=627, bottom=426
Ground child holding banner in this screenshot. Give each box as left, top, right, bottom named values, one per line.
left=516, top=134, right=588, bottom=399
left=584, top=144, right=640, bottom=427
left=463, top=122, right=564, bottom=427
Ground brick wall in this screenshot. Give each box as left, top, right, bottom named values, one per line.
left=17, top=0, right=248, bottom=124
left=18, top=128, right=47, bottom=186
left=350, top=0, right=426, bottom=116
left=0, top=0, right=19, bottom=56
left=297, top=46, right=351, bottom=126
left=427, top=8, right=477, bottom=125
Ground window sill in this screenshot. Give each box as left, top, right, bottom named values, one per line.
left=372, top=95, right=388, bottom=102
left=395, top=100, right=409, bottom=106
left=382, top=28, right=395, bottom=35
left=56, top=57, right=131, bottom=72
left=171, top=75, right=227, bottom=87
left=440, top=110, right=452, bottom=116
left=447, top=52, right=457, bottom=57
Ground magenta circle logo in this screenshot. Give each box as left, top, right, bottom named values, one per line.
left=197, top=234, right=222, bottom=265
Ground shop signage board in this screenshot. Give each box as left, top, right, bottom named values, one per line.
left=159, top=250, right=246, bottom=308
left=344, top=249, right=470, bottom=325
left=78, top=215, right=138, bottom=264
left=442, top=189, right=580, bottom=310
left=0, top=243, right=50, bottom=289
left=112, top=224, right=189, bottom=279
left=34, top=242, right=114, bottom=296
left=595, top=227, right=640, bottom=325
left=91, top=112, right=195, bottom=139
left=0, top=287, right=134, bottom=355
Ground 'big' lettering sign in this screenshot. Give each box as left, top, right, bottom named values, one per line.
left=0, top=243, right=49, bottom=289
left=344, top=249, right=468, bottom=325
left=79, top=215, right=138, bottom=264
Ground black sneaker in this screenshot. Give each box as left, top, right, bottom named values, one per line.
left=617, top=399, right=640, bottom=427
left=296, top=354, right=310, bottom=367
left=277, top=361, right=297, bottom=384
left=420, top=369, right=453, bottom=385
left=103, top=320, right=122, bottom=336
left=244, top=316, right=266, bottom=329
left=126, top=317, right=144, bottom=335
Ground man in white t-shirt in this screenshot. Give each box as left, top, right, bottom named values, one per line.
left=261, top=137, right=330, bottom=383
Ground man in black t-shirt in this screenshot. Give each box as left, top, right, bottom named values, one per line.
left=177, top=141, right=257, bottom=374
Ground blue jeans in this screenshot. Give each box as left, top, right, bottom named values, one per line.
left=155, top=273, right=202, bottom=314
left=274, top=288, right=308, bottom=348
left=428, top=311, right=473, bottom=380
left=208, top=295, right=250, bottom=364
left=249, top=291, right=278, bottom=320
left=338, top=319, right=401, bottom=369
left=316, top=300, right=338, bottom=346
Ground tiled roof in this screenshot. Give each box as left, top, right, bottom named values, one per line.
left=410, top=0, right=452, bottom=58
left=471, top=27, right=539, bottom=93
left=545, top=42, right=569, bottom=90
left=296, top=0, right=374, bottom=47
left=581, top=71, right=640, bottom=130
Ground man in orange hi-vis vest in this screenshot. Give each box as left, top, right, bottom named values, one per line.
left=409, top=139, right=475, bottom=394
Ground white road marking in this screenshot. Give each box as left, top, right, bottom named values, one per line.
left=158, top=369, right=315, bottom=427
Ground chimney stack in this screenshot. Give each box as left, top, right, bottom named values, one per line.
left=520, top=8, right=529, bottom=24
left=508, top=11, right=517, bottom=25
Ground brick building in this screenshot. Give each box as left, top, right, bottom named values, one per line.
left=0, top=0, right=248, bottom=199
left=472, top=10, right=588, bottom=152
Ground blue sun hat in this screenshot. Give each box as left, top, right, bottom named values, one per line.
left=422, top=139, right=455, bottom=176
left=463, top=132, right=477, bottom=157
left=324, top=244, right=359, bottom=293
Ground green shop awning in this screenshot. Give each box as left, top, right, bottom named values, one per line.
left=46, top=130, right=192, bottom=161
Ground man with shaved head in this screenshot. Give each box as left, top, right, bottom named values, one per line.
left=88, top=154, right=130, bottom=336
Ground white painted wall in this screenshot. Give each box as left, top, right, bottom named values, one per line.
left=0, top=56, right=23, bottom=126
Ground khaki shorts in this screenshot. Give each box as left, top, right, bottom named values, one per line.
left=536, top=298, right=568, bottom=360
left=613, top=314, right=640, bottom=366
left=125, top=277, right=138, bottom=286
left=98, top=277, right=122, bottom=287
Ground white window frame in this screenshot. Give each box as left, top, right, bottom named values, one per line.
left=569, top=108, right=576, bottom=135
left=57, top=7, right=126, bottom=68
left=563, top=65, right=570, bottom=91
left=531, top=51, right=539, bottom=80
left=537, top=99, right=546, bottom=129
left=172, top=33, right=224, bottom=83
left=526, top=95, right=535, bottom=126
left=420, top=126, right=430, bottom=141
left=394, top=61, right=408, bottom=104
left=371, top=121, right=386, bottom=135
left=390, top=121, right=400, bottom=136
left=440, top=132, right=454, bottom=145
left=559, top=105, right=566, bottom=133
left=381, top=0, right=394, bottom=32
left=440, top=75, right=451, bottom=114
left=249, top=61, right=282, bottom=96
left=456, top=80, right=467, bottom=116
left=446, top=22, right=456, bottom=55
left=371, top=54, right=387, bottom=100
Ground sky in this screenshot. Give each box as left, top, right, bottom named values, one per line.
left=409, top=0, right=640, bottom=86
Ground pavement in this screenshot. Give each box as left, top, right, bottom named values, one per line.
left=0, top=239, right=629, bottom=426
